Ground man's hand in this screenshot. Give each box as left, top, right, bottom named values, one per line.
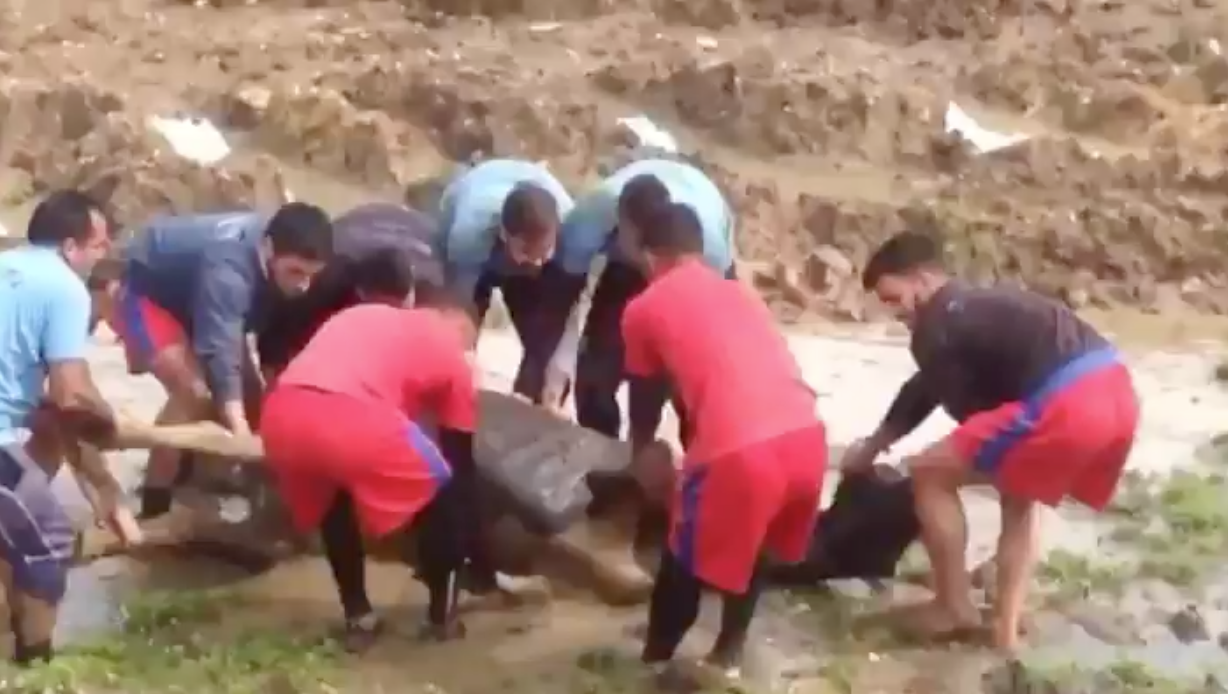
left=840, top=437, right=884, bottom=475
left=88, top=483, right=143, bottom=546
left=220, top=400, right=251, bottom=437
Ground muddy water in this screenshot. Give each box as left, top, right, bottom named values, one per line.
left=22, top=146, right=1228, bottom=692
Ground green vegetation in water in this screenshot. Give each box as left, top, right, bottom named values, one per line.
left=1012, top=658, right=1227, bottom=694
left=1038, top=549, right=1132, bottom=601
left=0, top=589, right=341, bottom=694
left=1105, top=461, right=1228, bottom=589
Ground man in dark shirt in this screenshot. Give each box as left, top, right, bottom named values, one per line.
left=841, top=231, right=1138, bottom=652
left=256, top=203, right=442, bottom=378
left=109, top=204, right=334, bottom=518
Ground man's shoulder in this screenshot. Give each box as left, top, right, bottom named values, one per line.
left=0, top=246, right=84, bottom=297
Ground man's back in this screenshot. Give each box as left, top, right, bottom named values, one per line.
left=124, top=212, right=265, bottom=320
left=624, top=261, right=817, bottom=461
left=0, top=246, right=91, bottom=443
left=278, top=305, right=469, bottom=419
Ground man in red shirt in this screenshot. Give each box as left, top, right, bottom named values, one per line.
left=259, top=265, right=496, bottom=650
left=621, top=203, right=826, bottom=679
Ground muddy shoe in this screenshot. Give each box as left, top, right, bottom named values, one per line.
left=339, top=613, right=384, bottom=654
left=417, top=619, right=467, bottom=642
left=655, top=659, right=739, bottom=693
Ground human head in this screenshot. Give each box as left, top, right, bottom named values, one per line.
left=262, top=202, right=334, bottom=297
left=415, top=290, right=480, bottom=352
left=861, top=230, right=949, bottom=328
left=86, top=255, right=125, bottom=334
left=639, top=202, right=705, bottom=281
left=500, top=183, right=560, bottom=270
left=353, top=248, right=417, bottom=307
left=616, top=174, right=672, bottom=270
left=27, top=189, right=113, bottom=276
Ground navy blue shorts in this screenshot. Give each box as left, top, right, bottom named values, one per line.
left=0, top=445, right=74, bottom=603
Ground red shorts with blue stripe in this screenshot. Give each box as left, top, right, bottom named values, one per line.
left=110, top=284, right=188, bottom=375
left=948, top=348, right=1139, bottom=510
left=259, top=385, right=452, bottom=537
left=669, top=424, right=827, bottom=595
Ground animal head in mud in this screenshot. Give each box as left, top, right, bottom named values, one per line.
left=769, top=465, right=919, bottom=586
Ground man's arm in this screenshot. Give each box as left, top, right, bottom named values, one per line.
left=868, top=372, right=939, bottom=454
left=542, top=259, right=603, bottom=405
left=620, top=299, right=665, bottom=453
left=43, top=278, right=117, bottom=447
left=191, top=249, right=257, bottom=434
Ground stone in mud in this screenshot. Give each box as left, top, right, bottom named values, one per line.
left=1168, top=605, right=1211, bottom=644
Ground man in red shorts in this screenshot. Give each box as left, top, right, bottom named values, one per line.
left=113, top=205, right=334, bottom=519
left=620, top=202, right=826, bottom=679
left=259, top=273, right=497, bottom=651
left=841, top=230, right=1139, bottom=652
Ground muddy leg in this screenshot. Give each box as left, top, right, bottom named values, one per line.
left=414, top=482, right=468, bottom=641
left=910, top=465, right=979, bottom=636
left=641, top=550, right=703, bottom=664
left=320, top=492, right=381, bottom=652
left=993, top=495, right=1040, bottom=652
left=707, top=564, right=766, bottom=673
left=140, top=393, right=210, bottom=519
left=1, top=560, right=57, bottom=666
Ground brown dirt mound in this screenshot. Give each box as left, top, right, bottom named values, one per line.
left=1, top=0, right=1227, bottom=322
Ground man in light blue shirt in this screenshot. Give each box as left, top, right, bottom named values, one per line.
left=437, top=159, right=585, bottom=407
left=555, top=158, right=736, bottom=446
left=0, top=190, right=131, bottom=665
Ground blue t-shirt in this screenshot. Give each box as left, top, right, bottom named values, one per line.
left=0, top=246, right=92, bottom=444
left=436, top=159, right=574, bottom=298
left=557, top=159, right=734, bottom=276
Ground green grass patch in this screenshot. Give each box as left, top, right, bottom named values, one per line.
left=0, top=589, right=341, bottom=694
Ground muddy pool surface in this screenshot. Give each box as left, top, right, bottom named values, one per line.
left=24, top=322, right=1226, bottom=694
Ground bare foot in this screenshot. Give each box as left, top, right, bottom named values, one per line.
left=992, top=616, right=1022, bottom=653
left=906, top=600, right=983, bottom=642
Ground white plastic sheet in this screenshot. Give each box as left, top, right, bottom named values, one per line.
left=147, top=114, right=232, bottom=165
left=616, top=115, right=679, bottom=154
left=944, top=102, right=1030, bottom=154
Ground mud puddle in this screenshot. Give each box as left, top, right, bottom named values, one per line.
left=12, top=151, right=1228, bottom=692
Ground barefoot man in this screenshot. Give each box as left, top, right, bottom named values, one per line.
left=622, top=203, right=825, bottom=680
left=0, top=191, right=135, bottom=664
left=842, top=230, right=1139, bottom=651
left=259, top=270, right=499, bottom=651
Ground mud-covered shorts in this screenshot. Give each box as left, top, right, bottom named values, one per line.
left=0, top=444, right=75, bottom=603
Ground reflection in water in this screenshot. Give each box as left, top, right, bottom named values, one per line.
left=55, top=555, right=254, bottom=645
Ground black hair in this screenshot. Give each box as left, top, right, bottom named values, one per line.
left=415, top=287, right=480, bottom=324
left=27, top=190, right=106, bottom=246
left=640, top=202, right=705, bottom=257
left=617, top=174, right=672, bottom=231
left=500, top=183, right=559, bottom=239
left=353, top=248, right=416, bottom=300
left=861, top=231, right=945, bottom=290
left=265, top=202, right=334, bottom=261
left=86, top=256, right=125, bottom=292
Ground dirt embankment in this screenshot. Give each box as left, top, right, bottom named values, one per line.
left=2, top=0, right=1228, bottom=322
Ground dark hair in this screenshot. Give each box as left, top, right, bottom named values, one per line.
left=353, top=248, right=416, bottom=300
left=27, top=190, right=106, bottom=246
left=861, top=231, right=945, bottom=290
left=415, top=287, right=480, bottom=324
left=640, top=202, right=705, bottom=257
left=617, top=174, right=672, bottom=231
left=265, top=202, right=334, bottom=261
left=500, top=184, right=559, bottom=238
left=86, top=256, right=125, bottom=292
